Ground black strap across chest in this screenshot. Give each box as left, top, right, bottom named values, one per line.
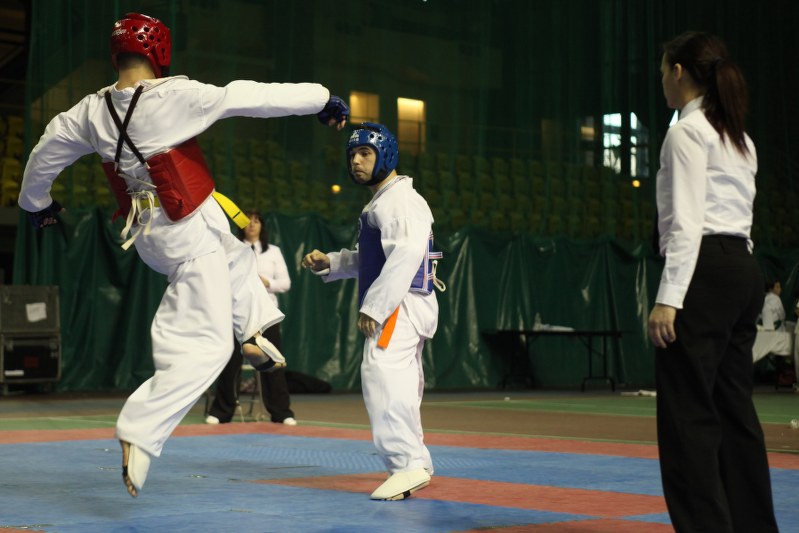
left=104, top=86, right=147, bottom=166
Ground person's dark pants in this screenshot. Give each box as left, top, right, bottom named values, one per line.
left=208, top=323, right=294, bottom=423
left=656, top=235, right=778, bottom=533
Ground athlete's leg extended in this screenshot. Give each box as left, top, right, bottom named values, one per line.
left=116, top=248, right=233, bottom=494
left=218, top=227, right=285, bottom=371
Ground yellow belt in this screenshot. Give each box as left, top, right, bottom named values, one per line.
left=133, top=191, right=249, bottom=230
left=212, top=191, right=250, bottom=229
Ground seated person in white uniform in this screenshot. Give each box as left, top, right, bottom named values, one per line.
left=760, top=281, right=785, bottom=331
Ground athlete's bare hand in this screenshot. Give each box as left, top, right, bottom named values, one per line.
left=302, top=249, right=330, bottom=272
left=358, top=312, right=378, bottom=337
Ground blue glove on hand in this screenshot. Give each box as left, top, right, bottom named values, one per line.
left=317, top=95, right=350, bottom=126
left=26, top=199, right=63, bottom=228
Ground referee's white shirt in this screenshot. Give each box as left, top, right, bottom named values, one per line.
left=249, top=240, right=291, bottom=308
left=655, top=96, right=757, bottom=309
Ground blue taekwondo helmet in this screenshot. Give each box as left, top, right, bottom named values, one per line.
left=346, top=122, right=398, bottom=186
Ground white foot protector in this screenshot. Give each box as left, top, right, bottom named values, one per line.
left=242, top=334, right=286, bottom=372
left=121, top=441, right=151, bottom=497
left=370, top=468, right=431, bottom=500
left=128, top=443, right=151, bottom=490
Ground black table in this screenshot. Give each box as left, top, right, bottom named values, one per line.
left=484, top=329, right=622, bottom=391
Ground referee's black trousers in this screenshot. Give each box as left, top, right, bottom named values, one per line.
left=656, top=235, right=779, bottom=533
left=209, top=323, right=294, bottom=423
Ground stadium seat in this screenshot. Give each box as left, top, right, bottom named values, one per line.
left=455, top=154, right=472, bottom=175
left=473, top=155, right=489, bottom=174
left=491, top=157, right=509, bottom=177
left=512, top=174, right=531, bottom=196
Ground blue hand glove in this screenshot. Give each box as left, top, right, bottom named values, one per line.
left=26, top=199, right=63, bottom=228
left=317, top=95, right=350, bottom=126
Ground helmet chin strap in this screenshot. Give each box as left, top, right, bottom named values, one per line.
left=349, top=169, right=387, bottom=187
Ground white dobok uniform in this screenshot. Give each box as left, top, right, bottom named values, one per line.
left=324, top=176, right=438, bottom=475
left=19, top=76, right=330, bottom=458
left=760, top=291, right=785, bottom=331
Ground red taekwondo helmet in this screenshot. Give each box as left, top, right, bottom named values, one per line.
left=111, top=13, right=171, bottom=78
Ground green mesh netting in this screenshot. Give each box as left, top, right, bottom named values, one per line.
left=12, top=0, right=799, bottom=391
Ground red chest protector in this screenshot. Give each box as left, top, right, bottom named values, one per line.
left=101, top=86, right=214, bottom=222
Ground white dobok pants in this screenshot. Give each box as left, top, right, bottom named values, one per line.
left=361, top=303, right=433, bottom=475
left=115, top=199, right=283, bottom=457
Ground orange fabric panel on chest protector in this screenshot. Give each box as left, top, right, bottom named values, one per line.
left=146, top=138, right=215, bottom=221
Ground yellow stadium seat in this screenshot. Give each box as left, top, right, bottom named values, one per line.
left=476, top=172, right=492, bottom=192
left=0, top=175, right=19, bottom=206
left=425, top=189, right=443, bottom=209
left=527, top=210, right=544, bottom=234
left=6, top=115, right=23, bottom=138
left=549, top=177, right=565, bottom=198
left=531, top=175, right=545, bottom=195
left=449, top=207, right=468, bottom=230
left=489, top=211, right=510, bottom=232
left=399, top=151, right=416, bottom=172
left=456, top=171, right=473, bottom=190
left=495, top=174, right=512, bottom=195
left=510, top=158, right=525, bottom=177
left=473, top=155, right=489, bottom=174
left=495, top=193, right=514, bottom=212
left=455, top=154, right=471, bottom=174
left=417, top=152, right=433, bottom=170
left=436, top=153, right=451, bottom=172
left=547, top=214, right=564, bottom=236
left=510, top=212, right=527, bottom=233
left=270, top=159, right=287, bottom=180
left=439, top=170, right=456, bottom=189
left=529, top=160, right=544, bottom=178
left=546, top=162, right=563, bottom=180
left=459, top=190, right=476, bottom=211
left=289, top=160, right=307, bottom=180
left=470, top=208, right=488, bottom=228
left=476, top=192, right=495, bottom=212
left=4, top=136, right=23, bottom=159
left=512, top=175, right=531, bottom=196
left=491, top=157, right=509, bottom=176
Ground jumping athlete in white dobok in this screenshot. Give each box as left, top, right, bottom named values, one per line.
left=19, top=12, right=349, bottom=497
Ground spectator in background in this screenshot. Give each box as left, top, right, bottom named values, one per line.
left=207, top=211, right=297, bottom=426
left=761, top=280, right=786, bottom=331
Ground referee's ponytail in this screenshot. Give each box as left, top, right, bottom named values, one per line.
left=663, top=32, right=750, bottom=156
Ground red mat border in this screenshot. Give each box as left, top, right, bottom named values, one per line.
left=1, top=423, right=797, bottom=469
left=258, top=472, right=669, bottom=518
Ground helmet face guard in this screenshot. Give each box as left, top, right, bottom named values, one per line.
left=346, top=122, right=398, bottom=186
left=111, top=13, right=171, bottom=78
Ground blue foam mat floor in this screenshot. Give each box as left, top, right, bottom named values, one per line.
left=0, top=433, right=796, bottom=532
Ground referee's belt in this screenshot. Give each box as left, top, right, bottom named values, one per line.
left=133, top=191, right=250, bottom=229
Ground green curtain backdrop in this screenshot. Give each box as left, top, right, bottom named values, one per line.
left=14, top=208, right=667, bottom=391
left=12, top=0, right=799, bottom=391
left=13, top=208, right=799, bottom=392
